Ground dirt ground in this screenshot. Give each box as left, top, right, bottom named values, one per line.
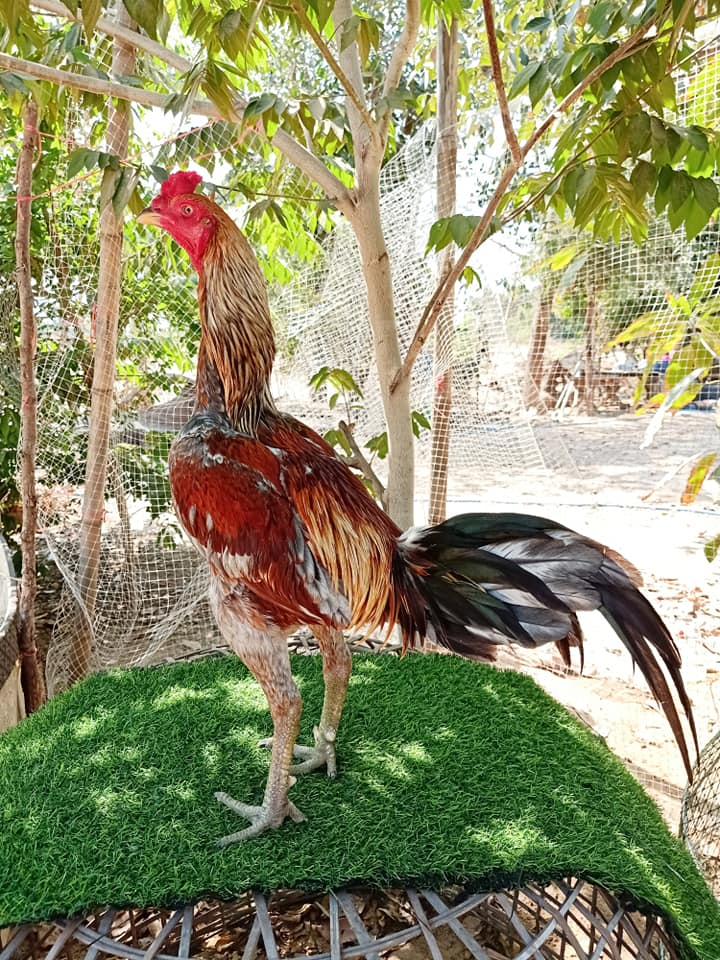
left=417, top=408, right=720, bottom=832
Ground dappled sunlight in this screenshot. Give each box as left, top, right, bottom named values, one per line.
left=0, top=652, right=718, bottom=958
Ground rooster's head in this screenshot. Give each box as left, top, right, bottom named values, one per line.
left=138, top=170, right=225, bottom=271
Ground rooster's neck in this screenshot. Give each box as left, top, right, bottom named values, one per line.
left=195, top=229, right=277, bottom=434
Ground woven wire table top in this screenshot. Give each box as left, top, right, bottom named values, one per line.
left=0, top=881, right=678, bottom=960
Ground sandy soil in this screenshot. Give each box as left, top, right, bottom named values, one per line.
left=416, top=409, right=720, bottom=833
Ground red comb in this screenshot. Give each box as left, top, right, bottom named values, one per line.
left=160, top=170, right=203, bottom=198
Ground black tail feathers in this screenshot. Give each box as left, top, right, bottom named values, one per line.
left=394, top=512, right=698, bottom=781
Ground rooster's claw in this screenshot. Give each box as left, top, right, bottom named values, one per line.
left=290, top=725, right=338, bottom=777
left=258, top=725, right=338, bottom=778
left=215, top=790, right=306, bottom=845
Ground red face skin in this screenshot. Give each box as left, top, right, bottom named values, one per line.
left=137, top=173, right=216, bottom=272
left=139, top=194, right=217, bottom=272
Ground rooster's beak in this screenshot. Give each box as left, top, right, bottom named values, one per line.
left=137, top=207, right=162, bottom=226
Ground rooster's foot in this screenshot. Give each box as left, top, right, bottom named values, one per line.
left=290, top=725, right=338, bottom=777
left=259, top=725, right=338, bottom=778
left=215, top=790, right=306, bottom=845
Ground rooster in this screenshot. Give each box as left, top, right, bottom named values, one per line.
left=138, top=171, right=697, bottom=845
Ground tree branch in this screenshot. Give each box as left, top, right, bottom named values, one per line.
left=392, top=161, right=516, bottom=392
left=290, top=0, right=379, bottom=149
left=337, top=421, right=386, bottom=507
left=1, top=51, right=219, bottom=116
left=378, top=0, right=421, bottom=146
left=15, top=99, right=47, bottom=712
left=392, top=13, right=659, bottom=393
left=523, top=17, right=657, bottom=156
left=33, top=0, right=189, bottom=69
left=29, top=0, right=354, bottom=212
left=482, top=0, right=520, bottom=164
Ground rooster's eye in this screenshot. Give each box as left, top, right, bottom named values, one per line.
left=180, top=203, right=194, bottom=216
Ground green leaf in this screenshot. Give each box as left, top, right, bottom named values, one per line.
left=684, top=198, right=710, bottom=243
left=411, top=410, right=431, bottom=437
left=112, top=168, right=139, bottom=217
left=689, top=253, right=720, bottom=304
left=123, top=0, right=165, bottom=41
left=528, top=63, right=549, bottom=108
left=67, top=148, right=90, bottom=179
left=309, top=365, right=332, bottom=392
left=427, top=217, right=452, bottom=253
left=606, top=310, right=666, bottom=347
left=704, top=533, right=720, bottom=562
left=694, top=177, right=718, bottom=215
left=575, top=165, right=596, bottom=200
left=127, top=187, right=145, bottom=216
left=366, top=432, right=388, bottom=460
left=562, top=166, right=583, bottom=206
left=243, top=93, right=277, bottom=122
left=588, top=0, right=614, bottom=36
left=686, top=124, right=710, bottom=153
left=626, top=112, right=651, bottom=154
left=81, top=0, right=101, bottom=36
left=461, top=266, right=482, bottom=287
left=525, top=15, right=551, bottom=31
left=449, top=214, right=480, bottom=248
left=508, top=62, right=542, bottom=100
left=357, top=16, right=380, bottom=66
left=99, top=166, right=122, bottom=213
left=649, top=116, right=667, bottom=156
left=339, top=14, right=359, bottom=52
left=323, top=428, right=352, bottom=457
left=215, top=8, right=246, bottom=60
left=629, top=159, right=656, bottom=198
left=330, top=368, right=362, bottom=395
left=544, top=241, right=580, bottom=271
left=0, top=73, right=30, bottom=96
left=64, top=21, right=82, bottom=50
left=669, top=171, right=692, bottom=212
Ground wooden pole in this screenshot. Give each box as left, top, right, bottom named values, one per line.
left=72, top=2, right=136, bottom=682
left=583, top=294, right=597, bottom=414
left=428, top=16, right=458, bottom=525
left=15, top=99, right=47, bottom=711
left=523, top=288, right=553, bottom=409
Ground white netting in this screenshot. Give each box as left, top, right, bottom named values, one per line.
left=5, top=26, right=720, bottom=695
left=500, top=29, right=720, bottom=441
left=6, top=111, right=562, bottom=694
left=272, top=125, right=568, bottom=512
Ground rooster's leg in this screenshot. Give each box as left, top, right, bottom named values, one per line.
left=212, top=588, right=306, bottom=844
left=258, top=628, right=351, bottom=777
left=289, top=627, right=351, bottom=778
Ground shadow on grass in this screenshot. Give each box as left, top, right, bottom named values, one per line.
left=0, top=652, right=718, bottom=960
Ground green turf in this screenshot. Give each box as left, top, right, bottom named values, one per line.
left=0, top=654, right=718, bottom=959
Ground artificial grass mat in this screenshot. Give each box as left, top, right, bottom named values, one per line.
left=0, top=654, right=718, bottom=959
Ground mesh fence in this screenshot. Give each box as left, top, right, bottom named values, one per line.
left=4, top=104, right=574, bottom=693
left=2, top=28, right=720, bottom=695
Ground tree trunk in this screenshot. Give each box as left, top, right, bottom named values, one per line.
left=332, top=0, right=414, bottom=529
left=352, top=178, right=415, bottom=530
left=523, top=287, right=553, bottom=409
left=72, top=3, right=136, bottom=682
left=428, top=15, right=458, bottom=526
left=15, top=99, right=46, bottom=712
left=582, top=296, right=597, bottom=414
